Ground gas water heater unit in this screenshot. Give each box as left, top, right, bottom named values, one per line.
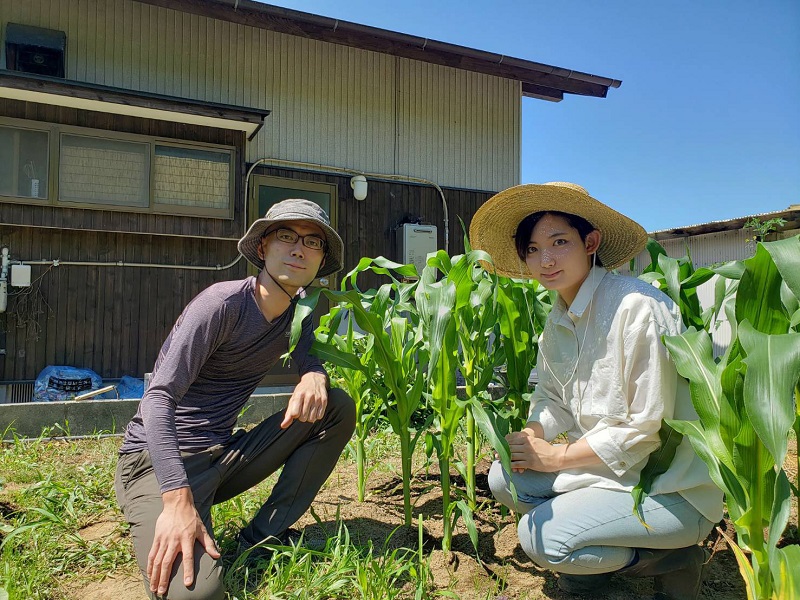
left=397, top=223, right=437, bottom=276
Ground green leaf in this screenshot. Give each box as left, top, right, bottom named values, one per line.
left=761, top=235, right=800, bottom=301
left=738, top=321, right=800, bottom=468
left=767, top=469, right=792, bottom=552
left=772, top=544, right=800, bottom=600
left=667, top=419, right=747, bottom=511
left=456, top=499, right=480, bottom=557
left=737, top=244, right=790, bottom=335
left=308, top=339, right=367, bottom=372
left=631, top=421, right=684, bottom=526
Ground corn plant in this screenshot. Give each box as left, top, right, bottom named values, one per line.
left=415, top=250, right=462, bottom=551
left=417, top=249, right=532, bottom=552
left=663, top=236, right=800, bottom=599
left=494, top=276, right=551, bottom=434
left=316, top=311, right=383, bottom=502
left=291, top=257, right=427, bottom=527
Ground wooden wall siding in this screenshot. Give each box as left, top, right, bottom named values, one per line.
left=0, top=166, right=492, bottom=381
left=396, top=60, right=520, bottom=190
left=257, top=167, right=494, bottom=291
left=0, top=98, right=246, bottom=239
left=0, top=0, right=521, bottom=191
left=0, top=226, right=246, bottom=381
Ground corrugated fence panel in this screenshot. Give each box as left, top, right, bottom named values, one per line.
left=0, top=0, right=522, bottom=191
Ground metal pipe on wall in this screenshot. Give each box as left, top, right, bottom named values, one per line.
left=247, top=158, right=450, bottom=254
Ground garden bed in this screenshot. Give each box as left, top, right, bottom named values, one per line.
left=4, top=431, right=793, bottom=599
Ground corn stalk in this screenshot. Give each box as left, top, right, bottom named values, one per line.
left=291, top=257, right=427, bottom=527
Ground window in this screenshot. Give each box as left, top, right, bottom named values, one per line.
left=0, top=118, right=235, bottom=218
left=154, top=145, right=231, bottom=213
left=0, top=125, right=49, bottom=200
left=59, top=134, right=149, bottom=207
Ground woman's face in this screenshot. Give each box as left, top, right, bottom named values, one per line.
left=524, top=213, right=601, bottom=306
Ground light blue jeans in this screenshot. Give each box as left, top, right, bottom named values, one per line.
left=488, top=461, right=715, bottom=575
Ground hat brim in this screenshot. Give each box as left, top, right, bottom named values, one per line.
left=469, top=184, right=647, bottom=277
left=238, top=215, right=344, bottom=279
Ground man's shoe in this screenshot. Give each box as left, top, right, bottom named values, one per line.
left=557, top=572, right=614, bottom=594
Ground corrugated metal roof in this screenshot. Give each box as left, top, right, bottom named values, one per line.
left=650, top=207, right=800, bottom=239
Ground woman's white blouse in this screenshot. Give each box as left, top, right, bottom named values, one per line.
left=528, top=266, right=723, bottom=522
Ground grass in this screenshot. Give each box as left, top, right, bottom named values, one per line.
left=0, top=428, right=452, bottom=600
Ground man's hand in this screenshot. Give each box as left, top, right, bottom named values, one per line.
left=146, top=487, right=220, bottom=595
left=281, top=371, right=328, bottom=429
left=506, top=429, right=567, bottom=473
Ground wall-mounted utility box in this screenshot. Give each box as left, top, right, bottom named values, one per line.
left=10, top=264, right=32, bottom=287
left=397, top=223, right=437, bottom=277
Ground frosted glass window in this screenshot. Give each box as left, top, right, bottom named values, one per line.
left=154, top=145, right=231, bottom=211
left=59, top=134, right=149, bottom=207
left=0, top=126, right=49, bottom=199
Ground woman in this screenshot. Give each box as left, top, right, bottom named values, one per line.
left=469, top=182, right=722, bottom=600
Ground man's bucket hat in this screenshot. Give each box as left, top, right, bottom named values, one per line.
left=238, top=198, right=344, bottom=278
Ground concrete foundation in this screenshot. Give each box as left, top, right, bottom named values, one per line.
left=0, top=387, right=294, bottom=441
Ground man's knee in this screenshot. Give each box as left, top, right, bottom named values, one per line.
left=326, top=387, right=356, bottom=433
left=152, top=555, right=224, bottom=600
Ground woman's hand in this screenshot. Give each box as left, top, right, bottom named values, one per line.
left=505, top=429, right=567, bottom=473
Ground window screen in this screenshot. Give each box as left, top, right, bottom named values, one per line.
left=154, top=145, right=231, bottom=211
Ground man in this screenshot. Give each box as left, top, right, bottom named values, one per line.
left=115, top=199, right=355, bottom=600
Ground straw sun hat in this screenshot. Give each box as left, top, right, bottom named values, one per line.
left=238, top=198, right=344, bottom=278
left=469, top=182, right=648, bottom=278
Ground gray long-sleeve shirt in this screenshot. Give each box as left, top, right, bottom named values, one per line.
left=119, top=276, right=325, bottom=493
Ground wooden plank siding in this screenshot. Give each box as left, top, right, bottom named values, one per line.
left=0, top=226, right=245, bottom=381
left=0, top=0, right=521, bottom=191
left=0, top=163, right=494, bottom=381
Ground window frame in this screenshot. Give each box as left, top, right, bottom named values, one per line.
left=0, top=116, right=236, bottom=219
left=0, top=117, right=53, bottom=204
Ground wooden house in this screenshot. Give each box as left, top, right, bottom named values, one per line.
left=0, top=0, right=620, bottom=393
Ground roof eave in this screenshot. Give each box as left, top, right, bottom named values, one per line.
left=134, top=0, right=622, bottom=100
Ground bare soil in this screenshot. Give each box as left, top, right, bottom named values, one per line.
left=75, top=438, right=800, bottom=600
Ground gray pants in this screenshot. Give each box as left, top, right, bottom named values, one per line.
left=488, top=461, right=715, bottom=575
left=115, top=389, right=355, bottom=600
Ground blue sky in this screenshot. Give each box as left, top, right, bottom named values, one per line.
left=264, top=1, right=799, bottom=232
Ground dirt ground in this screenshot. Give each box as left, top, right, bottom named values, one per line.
left=77, top=438, right=799, bottom=600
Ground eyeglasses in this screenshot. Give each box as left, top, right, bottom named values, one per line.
left=265, top=227, right=326, bottom=251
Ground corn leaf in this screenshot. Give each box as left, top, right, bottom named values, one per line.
left=736, top=244, right=790, bottom=335
left=631, top=421, right=683, bottom=526
left=739, top=321, right=800, bottom=468
left=767, top=469, right=793, bottom=553
left=771, top=544, right=800, bottom=600
left=717, top=526, right=757, bottom=600
left=309, top=339, right=367, bottom=372
left=761, top=235, right=800, bottom=301
left=663, top=329, right=736, bottom=466
left=667, top=419, right=747, bottom=510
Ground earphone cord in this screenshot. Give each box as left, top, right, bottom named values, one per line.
left=523, top=253, right=597, bottom=402
left=265, top=267, right=301, bottom=304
